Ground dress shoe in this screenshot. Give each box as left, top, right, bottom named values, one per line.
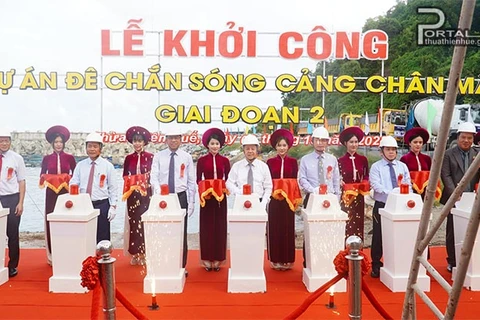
left=9, top=268, right=18, bottom=278
left=205, top=267, right=212, bottom=272
left=370, top=269, right=380, bottom=278
left=213, top=267, right=220, bottom=272
left=185, top=270, right=189, bottom=278
left=447, top=264, right=453, bottom=273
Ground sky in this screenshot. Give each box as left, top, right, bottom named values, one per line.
left=0, top=0, right=399, bottom=134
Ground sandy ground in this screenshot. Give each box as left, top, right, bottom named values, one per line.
left=20, top=204, right=447, bottom=250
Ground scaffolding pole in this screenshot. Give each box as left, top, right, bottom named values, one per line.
left=401, top=0, right=476, bottom=319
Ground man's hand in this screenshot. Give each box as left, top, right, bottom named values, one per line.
left=108, top=206, right=117, bottom=222
left=15, top=203, right=24, bottom=216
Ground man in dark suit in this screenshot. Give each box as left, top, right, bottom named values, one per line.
left=441, top=122, right=480, bottom=273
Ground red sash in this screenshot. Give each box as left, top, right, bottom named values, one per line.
left=271, top=178, right=302, bottom=212
left=410, top=171, right=442, bottom=200
left=39, top=173, right=71, bottom=194
left=342, top=181, right=370, bottom=207
left=198, top=179, right=229, bottom=207
left=122, top=173, right=149, bottom=201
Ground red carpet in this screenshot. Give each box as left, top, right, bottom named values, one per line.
left=1, top=247, right=479, bottom=319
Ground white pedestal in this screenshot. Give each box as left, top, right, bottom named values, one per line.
left=228, top=195, right=267, bottom=293
left=380, top=193, right=430, bottom=292
left=0, top=205, right=9, bottom=286
left=143, top=194, right=186, bottom=294
left=48, top=194, right=99, bottom=293
left=302, top=193, right=348, bottom=293
left=452, top=192, right=480, bottom=290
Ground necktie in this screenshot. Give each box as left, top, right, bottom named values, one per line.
left=318, top=155, right=326, bottom=184
left=57, top=153, right=61, bottom=174
left=169, top=152, right=176, bottom=193
left=388, top=162, right=398, bottom=188
left=0, top=154, right=3, bottom=179
left=463, top=151, right=469, bottom=172
left=247, top=163, right=254, bottom=193
left=86, top=161, right=95, bottom=195
left=350, top=155, right=357, bottom=181
left=462, top=151, right=472, bottom=191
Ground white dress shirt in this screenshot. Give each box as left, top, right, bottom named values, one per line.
left=70, top=156, right=118, bottom=205
left=226, top=158, right=273, bottom=204
left=150, top=148, right=196, bottom=207
left=0, top=150, right=26, bottom=196
left=298, top=151, right=341, bottom=196
left=370, top=158, right=412, bottom=203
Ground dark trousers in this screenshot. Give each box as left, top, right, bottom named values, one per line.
left=446, top=212, right=456, bottom=266
left=92, top=199, right=110, bottom=244
left=371, top=201, right=386, bottom=270
left=0, top=193, right=21, bottom=269
left=177, top=191, right=188, bottom=268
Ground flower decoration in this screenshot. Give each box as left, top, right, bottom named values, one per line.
left=80, top=256, right=100, bottom=290
left=180, top=163, right=186, bottom=178
left=7, top=167, right=13, bottom=180
left=397, top=173, right=403, bottom=187
left=99, top=174, right=106, bottom=188
left=327, top=165, right=333, bottom=180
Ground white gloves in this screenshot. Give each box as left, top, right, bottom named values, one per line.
left=187, top=205, right=194, bottom=217
left=108, top=206, right=116, bottom=222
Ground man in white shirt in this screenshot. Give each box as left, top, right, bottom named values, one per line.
left=150, top=129, right=196, bottom=273
left=226, top=134, right=272, bottom=207
left=298, top=126, right=341, bottom=204
left=70, top=132, right=118, bottom=243
left=0, top=131, right=26, bottom=278
left=298, top=126, right=340, bottom=267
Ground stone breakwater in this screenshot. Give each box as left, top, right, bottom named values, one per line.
left=9, top=131, right=206, bottom=166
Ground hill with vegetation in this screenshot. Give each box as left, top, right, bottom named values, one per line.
left=281, top=0, right=480, bottom=127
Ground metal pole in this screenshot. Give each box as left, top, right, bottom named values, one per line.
left=100, top=56, right=104, bottom=132
left=379, top=60, right=384, bottom=137
left=346, top=235, right=363, bottom=320
left=157, top=31, right=162, bottom=134
left=322, top=60, right=326, bottom=113
left=97, top=240, right=116, bottom=320
left=401, top=1, right=476, bottom=319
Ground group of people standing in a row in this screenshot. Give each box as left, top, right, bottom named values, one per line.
left=0, top=121, right=478, bottom=279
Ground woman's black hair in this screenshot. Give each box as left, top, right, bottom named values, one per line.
left=274, top=136, right=288, bottom=147
left=341, top=133, right=356, bottom=145
left=51, top=133, right=65, bottom=146
left=409, top=134, right=423, bottom=143
left=132, top=133, right=145, bottom=142
left=207, top=134, right=220, bottom=145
